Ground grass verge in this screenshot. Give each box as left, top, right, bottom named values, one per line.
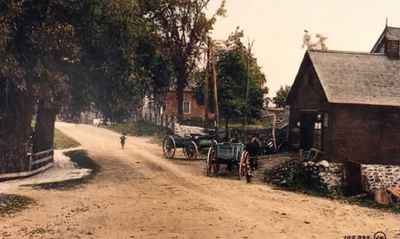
left=54, top=128, right=81, bottom=150
left=107, top=120, right=169, bottom=141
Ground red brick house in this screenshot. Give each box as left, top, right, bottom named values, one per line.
left=141, top=86, right=214, bottom=123
left=164, top=88, right=208, bottom=120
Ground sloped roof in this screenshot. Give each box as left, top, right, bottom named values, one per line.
left=372, top=26, right=400, bottom=52
left=385, top=26, right=400, bottom=40
left=307, top=50, right=400, bottom=107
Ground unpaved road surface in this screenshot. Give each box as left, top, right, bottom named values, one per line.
left=1, top=122, right=399, bottom=239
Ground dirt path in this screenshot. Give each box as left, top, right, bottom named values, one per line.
left=1, top=122, right=399, bottom=239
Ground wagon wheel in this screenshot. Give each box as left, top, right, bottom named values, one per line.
left=239, top=151, right=252, bottom=183
left=162, top=136, right=176, bottom=159
left=206, top=147, right=219, bottom=176
left=183, top=141, right=198, bottom=160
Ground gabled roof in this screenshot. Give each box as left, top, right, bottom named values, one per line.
left=385, top=26, right=400, bottom=40
left=292, top=50, right=400, bottom=107
left=372, top=26, right=400, bottom=52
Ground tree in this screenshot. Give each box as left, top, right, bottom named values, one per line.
left=139, top=0, right=226, bottom=122
left=273, top=85, right=291, bottom=108
left=216, top=28, right=268, bottom=131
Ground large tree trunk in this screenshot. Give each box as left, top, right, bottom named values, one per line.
left=0, top=80, right=34, bottom=174
left=32, top=99, right=58, bottom=153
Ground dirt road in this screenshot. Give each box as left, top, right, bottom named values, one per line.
left=1, top=123, right=399, bottom=239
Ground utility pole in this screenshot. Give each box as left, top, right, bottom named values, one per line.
left=244, top=40, right=254, bottom=142
left=204, top=38, right=210, bottom=128
left=211, top=40, right=219, bottom=131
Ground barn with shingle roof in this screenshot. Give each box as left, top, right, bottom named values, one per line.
left=287, top=26, right=400, bottom=169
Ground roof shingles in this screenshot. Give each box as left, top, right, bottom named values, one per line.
left=385, top=26, right=400, bottom=41
left=308, top=50, right=400, bottom=107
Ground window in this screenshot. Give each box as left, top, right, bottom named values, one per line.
left=183, top=101, right=191, bottom=114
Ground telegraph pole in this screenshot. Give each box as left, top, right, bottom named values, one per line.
left=211, top=40, right=219, bottom=130
left=244, top=40, right=254, bottom=141
left=204, top=38, right=210, bottom=127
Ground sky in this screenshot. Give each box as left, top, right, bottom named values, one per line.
left=208, top=0, right=400, bottom=97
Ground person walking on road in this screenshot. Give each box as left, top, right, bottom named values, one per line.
left=120, top=133, right=127, bottom=149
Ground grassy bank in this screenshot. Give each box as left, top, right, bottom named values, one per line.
left=54, top=128, right=81, bottom=150
left=107, top=120, right=169, bottom=138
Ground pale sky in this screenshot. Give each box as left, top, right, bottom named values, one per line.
left=208, top=0, right=400, bottom=96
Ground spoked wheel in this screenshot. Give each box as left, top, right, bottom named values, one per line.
left=162, top=136, right=176, bottom=159
left=239, top=151, right=252, bottom=183
left=206, top=147, right=219, bottom=176
left=183, top=141, right=198, bottom=160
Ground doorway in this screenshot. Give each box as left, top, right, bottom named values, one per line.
left=344, top=161, right=363, bottom=196
left=300, top=113, right=316, bottom=150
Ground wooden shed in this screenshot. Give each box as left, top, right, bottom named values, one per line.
left=287, top=46, right=400, bottom=166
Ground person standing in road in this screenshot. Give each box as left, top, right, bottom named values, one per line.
left=120, top=133, right=127, bottom=149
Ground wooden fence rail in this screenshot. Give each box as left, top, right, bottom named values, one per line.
left=0, top=148, right=54, bottom=181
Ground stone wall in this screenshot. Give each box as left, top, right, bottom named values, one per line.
left=264, top=159, right=343, bottom=194
left=361, top=164, right=400, bottom=192
left=302, top=161, right=343, bottom=193
left=312, top=161, right=343, bottom=192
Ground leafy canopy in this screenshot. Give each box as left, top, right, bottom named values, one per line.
left=273, top=85, right=291, bottom=108
left=217, top=27, right=268, bottom=123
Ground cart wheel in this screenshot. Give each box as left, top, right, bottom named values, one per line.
left=162, top=136, right=176, bottom=159
left=206, top=147, right=219, bottom=176
left=239, top=151, right=252, bottom=183
left=184, top=141, right=198, bottom=160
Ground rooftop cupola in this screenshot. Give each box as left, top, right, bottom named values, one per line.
left=372, top=25, right=400, bottom=59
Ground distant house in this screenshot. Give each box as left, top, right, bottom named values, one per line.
left=164, top=87, right=208, bottom=121
left=287, top=25, right=400, bottom=166
left=141, top=86, right=212, bottom=124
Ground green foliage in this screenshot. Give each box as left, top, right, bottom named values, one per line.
left=273, top=85, right=291, bottom=108
left=74, top=1, right=145, bottom=121
left=140, top=0, right=226, bottom=120
left=217, top=28, right=268, bottom=124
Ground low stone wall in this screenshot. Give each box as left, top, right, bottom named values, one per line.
left=361, top=164, right=400, bottom=192
left=265, top=159, right=343, bottom=194
left=311, top=161, right=343, bottom=192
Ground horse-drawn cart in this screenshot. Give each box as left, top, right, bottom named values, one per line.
left=206, top=142, right=253, bottom=182
left=162, top=134, right=217, bottom=160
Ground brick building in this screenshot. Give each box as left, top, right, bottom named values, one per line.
left=141, top=86, right=213, bottom=124
left=164, top=88, right=207, bottom=120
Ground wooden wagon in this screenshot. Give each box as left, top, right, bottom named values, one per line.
left=206, top=142, right=253, bottom=182
left=162, top=134, right=217, bottom=160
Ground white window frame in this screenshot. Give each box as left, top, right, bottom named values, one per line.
left=183, top=100, right=191, bottom=114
